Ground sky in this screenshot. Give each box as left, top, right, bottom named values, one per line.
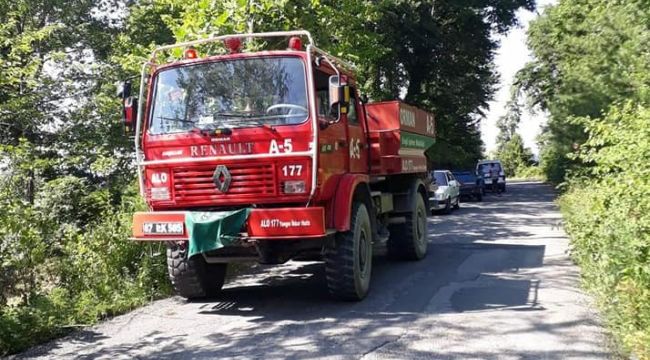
left=481, top=0, right=557, bottom=156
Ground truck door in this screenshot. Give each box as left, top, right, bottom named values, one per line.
left=346, top=89, right=368, bottom=174
left=314, top=67, right=347, bottom=198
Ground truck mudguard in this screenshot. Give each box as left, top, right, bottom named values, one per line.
left=392, top=177, right=429, bottom=214
left=332, top=173, right=371, bottom=231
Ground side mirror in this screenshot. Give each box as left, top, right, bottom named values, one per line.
left=117, top=81, right=136, bottom=134
left=116, top=80, right=131, bottom=99
left=328, top=75, right=350, bottom=122
left=122, top=96, right=138, bottom=134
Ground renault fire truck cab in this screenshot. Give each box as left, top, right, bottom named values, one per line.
left=121, top=31, right=436, bottom=301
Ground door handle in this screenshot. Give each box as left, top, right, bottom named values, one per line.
left=337, top=140, right=347, bottom=148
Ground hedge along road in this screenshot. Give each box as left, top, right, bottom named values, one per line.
left=19, top=181, right=610, bottom=359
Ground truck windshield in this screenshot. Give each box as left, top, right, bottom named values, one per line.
left=149, top=57, right=308, bottom=134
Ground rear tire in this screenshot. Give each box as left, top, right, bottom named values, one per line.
left=476, top=192, right=483, bottom=202
left=453, top=197, right=460, bottom=209
left=167, top=244, right=227, bottom=299
left=324, top=202, right=372, bottom=301
left=388, top=193, right=428, bottom=260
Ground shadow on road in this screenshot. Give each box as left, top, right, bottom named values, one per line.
left=21, top=182, right=607, bottom=360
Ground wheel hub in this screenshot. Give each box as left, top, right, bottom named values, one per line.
left=358, top=230, right=368, bottom=277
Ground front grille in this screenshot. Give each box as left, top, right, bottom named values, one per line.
left=173, top=163, right=276, bottom=202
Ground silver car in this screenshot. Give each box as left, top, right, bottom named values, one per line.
left=429, top=170, right=460, bottom=214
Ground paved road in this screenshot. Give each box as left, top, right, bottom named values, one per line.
left=21, top=181, right=610, bottom=359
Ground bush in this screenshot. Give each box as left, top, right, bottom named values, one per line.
left=560, top=103, right=650, bottom=359
left=0, top=187, right=171, bottom=355
left=513, top=165, right=545, bottom=180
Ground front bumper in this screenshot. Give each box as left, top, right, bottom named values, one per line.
left=428, top=196, right=447, bottom=210
left=460, top=186, right=480, bottom=196
left=484, top=178, right=505, bottom=185
left=132, top=207, right=326, bottom=241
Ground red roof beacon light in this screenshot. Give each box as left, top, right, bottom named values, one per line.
left=288, top=36, right=302, bottom=51
left=183, top=47, right=198, bottom=59
left=224, top=37, right=242, bottom=54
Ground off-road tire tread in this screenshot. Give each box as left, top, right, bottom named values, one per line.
left=388, top=194, right=427, bottom=261
left=324, top=203, right=370, bottom=301
left=167, top=245, right=226, bottom=299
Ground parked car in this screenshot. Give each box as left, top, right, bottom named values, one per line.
left=476, top=160, right=506, bottom=193
left=452, top=170, right=483, bottom=201
left=429, top=170, right=460, bottom=214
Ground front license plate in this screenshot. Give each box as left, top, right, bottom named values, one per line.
left=143, top=222, right=184, bottom=235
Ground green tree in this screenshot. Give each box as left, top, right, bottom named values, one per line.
left=514, top=0, right=650, bottom=183
left=495, top=133, right=533, bottom=177
left=0, top=1, right=170, bottom=354
left=495, top=99, right=522, bottom=150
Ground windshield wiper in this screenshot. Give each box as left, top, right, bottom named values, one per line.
left=212, top=112, right=257, bottom=119
left=156, top=116, right=194, bottom=124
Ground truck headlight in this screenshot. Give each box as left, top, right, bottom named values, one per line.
left=283, top=181, right=306, bottom=194
left=150, top=187, right=170, bottom=201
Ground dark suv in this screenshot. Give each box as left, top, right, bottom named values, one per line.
left=477, top=160, right=506, bottom=193
left=452, top=170, right=484, bottom=201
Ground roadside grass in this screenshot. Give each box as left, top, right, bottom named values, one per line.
left=558, top=105, right=650, bottom=360
left=560, top=184, right=649, bottom=360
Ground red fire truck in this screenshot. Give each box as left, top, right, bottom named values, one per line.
left=120, top=31, right=436, bottom=301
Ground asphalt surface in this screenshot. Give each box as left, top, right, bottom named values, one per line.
left=19, top=181, right=610, bottom=359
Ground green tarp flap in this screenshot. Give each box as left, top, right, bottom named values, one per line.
left=185, top=208, right=251, bottom=258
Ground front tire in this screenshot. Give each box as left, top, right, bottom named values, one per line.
left=388, top=193, right=428, bottom=260
left=167, top=244, right=227, bottom=299
left=324, top=202, right=372, bottom=301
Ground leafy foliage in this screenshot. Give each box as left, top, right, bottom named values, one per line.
left=516, top=0, right=650, bottom=357
left=561, top=104, right=650, bottom=359
left=494, top=134, right=534, bottom=177
left=515, top=0, right=650, bottom=182
left=0, top=0, right=170, bottom=355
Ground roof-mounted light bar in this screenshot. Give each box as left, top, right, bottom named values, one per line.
left=150, top=30, right=315, bottom=62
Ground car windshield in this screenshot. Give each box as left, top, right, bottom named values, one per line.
left=434, top=172, right=448, bottom=186
left=149, top=57, right=308, bottom=135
